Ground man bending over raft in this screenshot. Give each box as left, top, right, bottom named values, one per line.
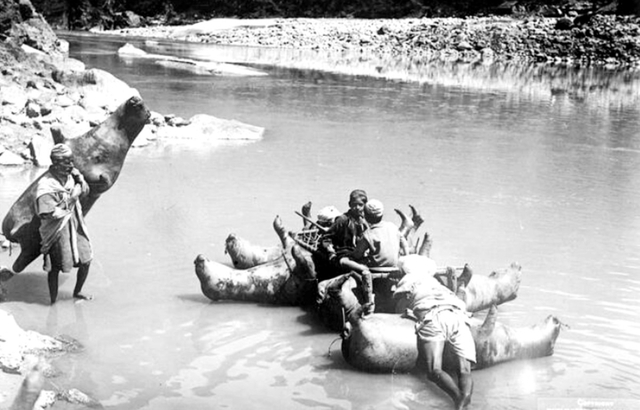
left=393, top=260, right=475, bottom=410
left=36, top=144, right=93, bottom=304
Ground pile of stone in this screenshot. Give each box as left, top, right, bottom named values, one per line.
left=115, top=14, right=640, bottom=67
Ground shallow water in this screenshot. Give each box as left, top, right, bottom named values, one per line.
left=1, top=32, right=640, bottom=410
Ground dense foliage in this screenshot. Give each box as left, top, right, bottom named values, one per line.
left=104, top=0, right=637, bottom=19
left=122, top=0, right=528, bottom=18
left=23, top=0, right=640, bottom=30
left=151, top=0, right=503, bottom=18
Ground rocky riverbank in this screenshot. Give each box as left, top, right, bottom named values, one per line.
left=0, top=0, right=266, bottom=405
left=111, top=14, right=640, bottom=67
left=0, top=39, right=264, bottom=167
left=0, top=307, right=100, bottom=409
left=0, top=1, right=265, bottom=167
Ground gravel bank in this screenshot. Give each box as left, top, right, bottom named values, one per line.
left=111, top=15, right=640, bottom=68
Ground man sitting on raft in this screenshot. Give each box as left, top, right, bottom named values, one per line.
left=316, top=189, right=370, bottom=302
left=338, top=199, right=409, bottom=315
left=320, top=189, right=369, bottom=272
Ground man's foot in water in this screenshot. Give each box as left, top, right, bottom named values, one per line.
left=455, top=384, right=473, bottom=410
left=73, top=293, right=93, bottom=301
left=0, top=266, right=15, bottom=282
left=455, top=397, right=471, bottom=410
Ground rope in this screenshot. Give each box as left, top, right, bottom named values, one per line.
left=557, top=318, right=571, bottom=330
left=281, top=250, right=293, bottom=274
left=327, top=337, right=342, bottom=357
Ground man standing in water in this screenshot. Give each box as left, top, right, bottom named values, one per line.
left=392, top=259, right=475, bottom=410
left=36, top=143, right=93, bottom=304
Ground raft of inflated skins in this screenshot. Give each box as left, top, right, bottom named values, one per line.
left=193, top=204, right=563, bottom=374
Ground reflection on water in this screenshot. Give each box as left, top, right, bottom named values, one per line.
left=0, top=31, right=639, bottom=409
left=66, top=31, right=640, bottom=114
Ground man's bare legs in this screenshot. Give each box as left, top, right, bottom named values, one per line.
left=48, top=262, right=92, bottom=304
left=47, top=269, right=60, bottom=304
left=73, top=262, right=92, bottom=301
left=418, top=339, right=464, bottom=408
left=457, top=357, right=473, bottom=410
left=338, top=258, right=375, bottom=315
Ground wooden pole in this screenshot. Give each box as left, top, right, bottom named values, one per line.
left=294, top=211, right=329, bottom=233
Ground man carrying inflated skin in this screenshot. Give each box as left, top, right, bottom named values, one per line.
left=392, top=261, right=475, bottom=410
left=36, top=143, right=93, bottom=304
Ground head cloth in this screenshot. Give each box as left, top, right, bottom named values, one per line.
left=349, top=189, right=368, bottom=204
left=317, top=206, right=341, bottom=224
left=50, top=143, right=73, bottom=162
left=365, top=199, right=384, bottom=218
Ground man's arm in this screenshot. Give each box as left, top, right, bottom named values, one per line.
left=37, top=194, right=67, bottom=220
left=70, top=169, right=89, bottom=200
left=349, top=236, right=370, bottom=264
left=399, top=234, right=410, bottom=256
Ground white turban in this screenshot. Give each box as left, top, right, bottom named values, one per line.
left=50, top=143, right=72, bottom=162
left=365, top=199, right=384, bottom=218
left=317, top=206, right=341, bottom=224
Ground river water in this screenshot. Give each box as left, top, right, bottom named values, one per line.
left=1, top=32, right=640, bottom=410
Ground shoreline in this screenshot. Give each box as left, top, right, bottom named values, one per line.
left=0, top=6, right=638, bottom=406
left=100, top=17, right=640, bottom=114
left=0, top=5, right=265, bottom=405
left=0, top=307, right=95, bottom=409
left=107, top=15, right=640, bottom=68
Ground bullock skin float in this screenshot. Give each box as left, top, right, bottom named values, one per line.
left=206, top=210, right=522, bottom=313
left=2, top=96, right=150, bottom=273
left=224, top=204, right=428, bottom=270
left=194, top=216, right=317, bottom=305
left=342, top=307, right=563, bottom=373
left=220, top=211, right=523, bottom=331
left=195, top=208, right=562, bottom=374
left=326, top=264, right=563, bottom=373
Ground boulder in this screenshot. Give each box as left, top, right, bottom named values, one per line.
left=0, top=309, right=95, bottom=409
left=57, top=57, right=85, bottom=73
left=8, top=11, right=63, bottom=59
left=0, top=310, right=79, bottom=372
left=0, top=150, right=24, bottom=165
left=120, top=10, right=142, bottom=28
left=1, top=84, right=28, bottom=108
left=54, top=94, right=73, bottom=107
left=156, top=114, right=264, bottom=141
left=24, top=100, right=39, bottom=117
left=26, top=132, right=53, bottom=166
left=52, top=68, right=140, bottom=112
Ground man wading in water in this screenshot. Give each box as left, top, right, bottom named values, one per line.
left=36, top=143, right=93, bottom=304
left=393, top=259, right=475, bottom=410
